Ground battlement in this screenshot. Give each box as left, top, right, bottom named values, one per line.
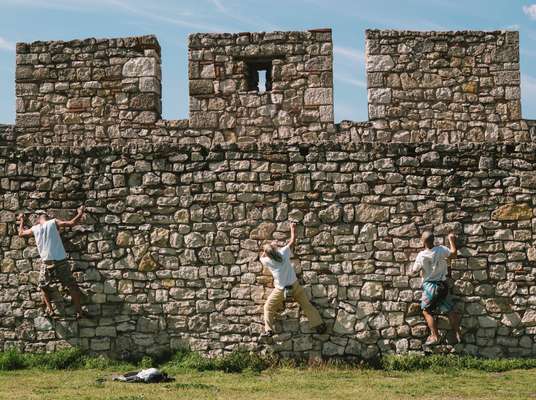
left=5, top=28, right=534, bottom=146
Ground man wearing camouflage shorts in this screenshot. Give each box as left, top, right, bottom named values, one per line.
left=17, top=207, right=86, bottom=319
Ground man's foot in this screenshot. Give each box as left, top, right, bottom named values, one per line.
left=424, top=335, right=440, bottom=346
left=75, top=310, right=91, bottom=320
left=315, top=323, right=327, bottom=334
left=43, top=308, right=55, bottom=318
left=260, top=330, right=274, bottom=338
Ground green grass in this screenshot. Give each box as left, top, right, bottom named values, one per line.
left=3, top=349, right=536, bottom=399
left=0, top=348, right=131, bottom=371
left=1, top=366, right=536, bottom=400
left=381, top=354, right=536, bottom=373
left=2, top=347, right=536, bottom=374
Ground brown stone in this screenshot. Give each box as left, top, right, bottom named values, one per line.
left=485, top=298, right=512, bottom=314
left=1, top=258, right=16, bottom=273
left=528, top=247, right=536, bottom=262
left=116, top=231, right=133, bottom=248
left=250, top=222, right=276, bottom=240
left=491, top=203, right=533, bottom=221
left=462, top=81, right=478, bottom=93
left=138, top=252, right=159, bottom=272
left=355, top=204, right=389, bottom=223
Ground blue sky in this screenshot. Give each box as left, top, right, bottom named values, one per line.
left=1, top=0, right=536, bottom=124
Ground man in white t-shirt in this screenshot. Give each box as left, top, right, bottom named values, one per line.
left=412, top=231, right=462, bottom=346
left=259, top=222, right=326, bottom=337
left=17, top=207, right=85, bottom=318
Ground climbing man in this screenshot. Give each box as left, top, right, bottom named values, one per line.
left=412, top=231, right=462, bottom=346
left=259, top=221, right=326, bottom=337
left=17, top=207, right=86, bottom=319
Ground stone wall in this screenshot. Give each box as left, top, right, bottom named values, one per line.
left=1, top=28, right=536, bottom=359
left=0, top=124, right=15, bottom=146
left=12, top=29, right=534, bottom=148
left=366, top=30, right=528, bottom=143
left=15, top=35, right=161, bottom=146
left=1, top=142, right=536, bottom=359
left=188, top=29, right=333, bottom=141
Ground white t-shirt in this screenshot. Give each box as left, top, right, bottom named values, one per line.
left=31, top=219, right=67, bottom=261
left=412, top=245, right=451, bottom=282
left=260, top=245, right=297, bottom=289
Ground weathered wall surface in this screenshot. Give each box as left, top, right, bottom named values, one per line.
left=1, top=143, right=536, bottom=359
left=15, top=36, right=162, bottom=146
left=1, top=28, right=536, bottom=359
left=366, top=30, right=529, bottom=143
left=11, top=29, right=534, bottom=148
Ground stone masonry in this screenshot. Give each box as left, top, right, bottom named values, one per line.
left=1, top=28, right=536, bottom=359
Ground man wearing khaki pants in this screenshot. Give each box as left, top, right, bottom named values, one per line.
left=259, top=222, right=326, bottom=337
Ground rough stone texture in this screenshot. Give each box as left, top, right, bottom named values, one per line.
left=0, top=142, right=536, bottom=360
left=366, top=30, right=530, bottom=143
left=2, top=28, right=536, bottom=360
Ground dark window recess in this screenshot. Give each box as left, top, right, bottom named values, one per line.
left=246, top=60, right=272, bottom=92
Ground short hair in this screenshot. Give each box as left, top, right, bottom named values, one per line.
left=262, top=242, right=283, bottom=263
left=35, top=210, right=50, bottom=220
left=421, top=231, right=435, bottom=247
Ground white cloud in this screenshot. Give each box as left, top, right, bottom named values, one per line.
left=0, top=37, right=15, bottom=52
left=334, top=46, right=366, bottom=65
left=523, top=4, right=536, bottom=20
left=335, top=74, right=367, bottom=88
left=3, top=0, right=232, bottom=32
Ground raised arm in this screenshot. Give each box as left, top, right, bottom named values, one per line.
left=17, top=214, right=33, bottom=237
left=447, top=232, right=458, bottom=259
left=56, top=206, right=85, bottom=228
left=286, top=222, right=297, bottom=248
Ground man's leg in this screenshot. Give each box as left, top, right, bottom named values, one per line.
left=264, top=288, right=284, bottom=333
left=38, top=263, right=55, bottom=316
left=68, top=284, right=83, bottom=317
left=422, top=309, right=439, bottom=341
left=57, top=261, right=84, bottom=318
left=41, top=288, right=55, bottom=316
left=447, top=310, right=462, bottom=342
left=292, top=283, right=323, bottom=329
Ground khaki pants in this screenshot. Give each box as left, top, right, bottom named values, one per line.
left=264, top=281, right=323, bottom=332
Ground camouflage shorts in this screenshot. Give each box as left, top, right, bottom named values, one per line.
left=38, top=259, right=76, bottom=290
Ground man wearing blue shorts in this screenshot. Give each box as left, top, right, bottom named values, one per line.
left=412, top=231, right=462, bottom=346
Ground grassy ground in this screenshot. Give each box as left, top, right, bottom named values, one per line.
left=2, top=367, right=536, bottom=400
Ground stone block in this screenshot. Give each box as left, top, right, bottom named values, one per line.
left=492, top=204, right=533, bottom=221
left=122, top=57, right=158, bottom=77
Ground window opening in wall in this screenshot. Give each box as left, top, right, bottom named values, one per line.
left=246, top=60, right=272, bottom=92
left=258, top=69, right=267, bottom=93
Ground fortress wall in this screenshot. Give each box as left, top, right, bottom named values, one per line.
left=0, top=125, right=15, bottom=146
left=14, top=35, right=162, bottom=147
left=1, top=142, right=536, bottom=359
left=188, top=29, right=334, bottom=141
left=366, top=30, right=529, bottom=143
left=8, top=30, right=536, bottom=148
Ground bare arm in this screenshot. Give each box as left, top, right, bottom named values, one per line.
left=56, top=206, right=85, bottom=228
left=447, top=233, right=458, bottom=259
left=286, top=222, right=297, bottom=248
left=17, top=214, right=33, bottom=237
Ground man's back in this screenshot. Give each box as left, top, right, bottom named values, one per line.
left=260, top=245, right=297, bottom=289
left=31, top=219, right=67, bottom=261
left=413, top=245, right=451, bottom=282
